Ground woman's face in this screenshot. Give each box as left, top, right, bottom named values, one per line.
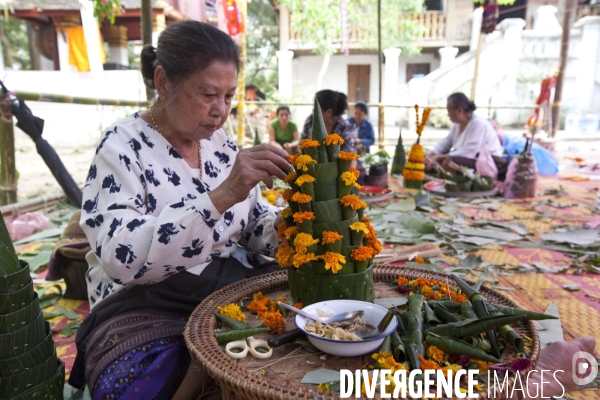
left=354, top=107, right=366, bottom=124
left=446, top=101, right=467, bottom=124
left=321, top=108, right=337, bottom=127
left=278, top=109, right=290, bottom=126
left=167, top=61, right=237, bottom=140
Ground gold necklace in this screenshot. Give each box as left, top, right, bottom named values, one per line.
left=149, top=106, right=202, bottom=178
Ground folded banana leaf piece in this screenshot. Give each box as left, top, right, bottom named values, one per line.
left=391, top=331, right=407, bottom=363
left=486, top=303, right=558, bottom=321
left=423, top=302, right=441, bottom=326
left=406, top=294, right=425, bottom=355
left=460, top=301, right=478, bottom=320
left=427, top=314, right=526, bottom=339
left=432, top=303, right=463, bottom=323
left=427, top=300, right=462, bottom=312
left=463, top=336, right=492, bottom=353
left=426, top=333, right=501, bottom=364
left=488, top=309, right=526, bottom=353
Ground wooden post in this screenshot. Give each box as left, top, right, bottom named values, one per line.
left=377, top=0, right=384, bottom=148
left=470, top=33, right=484, bottom=100
left=141, top=0, right=154, bottom=102
left=551, top=0, right=578, bottom=138
left=0, top=102, right=16, bottom=205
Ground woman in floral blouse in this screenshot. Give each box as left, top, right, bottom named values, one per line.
left=70, top=21, right=290, bottom=400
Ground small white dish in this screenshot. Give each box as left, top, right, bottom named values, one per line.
left=294, top=300, right=397, bottom=357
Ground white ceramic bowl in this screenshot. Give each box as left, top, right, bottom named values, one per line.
left=294, top=300, right=397, bottom=357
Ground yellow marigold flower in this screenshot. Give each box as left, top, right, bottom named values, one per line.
left=294, top=155, right=316, bottom=171
left=283, top=171, right=297, bottom=183
left=372, top=352, right=408, bottom=373
left=282, top=189, right=294, bottom=202
left=259, top=311, right=285, bottom=335
left=338, top=151, right=360, bottom=161
left=404, top=161, right=425, bottom=171
left=351, top=246, right=374, bottom=262
left=397, top=277, right=409, bottom=285
left=349, top=221, right=369, bottom=234
left=350, top=166, right=360, bottom=179
left=317, top=383, right=330, bottom=392
left=299, top=139, right=320, bottom=149
left=277, top=222, right=287, bottom=239
left=217, top=303, right=246, bottom=322
left=280, top=207, right=292, bottom=218
left=426, top=345, right=446, bottom=362
left=276, top=242, right=295, bottom=267
left=293, top=233, right=319, bottom=253
left=293, top=211, right=315, bottom=224
left=287, top=153, right=300, bottom=164
left=290, top=192, right=312, bottom=204
left=283, top=226, right=299, bottom=240
left=324, top=133, right=344, bottom=146
left=292, top=252, right=318, bottom=268
left=295, top=174, right=316, bottom=186
left=340, top=171, right=357, bottom=186
left=319, top=251, right=346, bottom=274
left=340, top=195, right=363, bottom=210
left=414, top=256, right=425, bottom=263
left=354, top=183, right=364, bottom=190
left=321, top=231, right=343, bottom=245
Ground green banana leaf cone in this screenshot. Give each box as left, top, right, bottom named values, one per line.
left=302, top=146, right=318, bottom=161
left=299, top=181, right=315, bottom=199
left=404, top=179, right=423, bottom=190
left=337, top=180, right=353, bottom=197
left=326, top=143, right=340, bottom=161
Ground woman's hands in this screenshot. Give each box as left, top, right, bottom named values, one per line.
left=209, top=144, right=291, bottom=214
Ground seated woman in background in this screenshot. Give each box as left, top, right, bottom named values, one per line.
left=347, top=100, right=375, bottom=153
left=301, top=89, right=357, bottom=153
left=425, top=92, right=504, bottom=171
left=268, top=105, right=299, bottom=153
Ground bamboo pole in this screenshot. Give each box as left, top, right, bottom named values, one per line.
left=235, top=0, right=248, bottom=147
left=551, top=0, right=578, bottom=138
left=15, top=91, right=149, bottom=107
left=0, top=102, right=16, bottom=205
left=141, top=0, right=154, bottom=102
left=377, top=0, right=384, bottom=149
left=470, top=34, right=485, bottom=100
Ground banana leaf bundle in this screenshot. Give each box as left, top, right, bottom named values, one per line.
left=277, top=100, right=379, bottom=305
left=0, top=214, right=64, bottom=399
left=441, top=166, right=495, bottom=193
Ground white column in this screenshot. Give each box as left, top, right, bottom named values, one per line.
left=276, top=50, right=294, bottom=99
left=470, top=8, right=483, bottom=51
left=383, top=48, right=401, bottom=103
left=496, top=18, right=526, bottom=125
left=574, top=17, right=600, bottom=113
left=279, top=5, right=290, bottom=51
left=79, top=0, right=104, bottom=78
left=533, top=5, right=562, bottom=34
left=438, top=46, right=459, bottom=69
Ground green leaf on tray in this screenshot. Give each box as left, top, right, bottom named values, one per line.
left=456, top=255, right=483, bottom=270
left=405, top=262, right=445, bottom=272
left=301, top=368, right=341, bottom=384
left=13, top=228, right=64, bottom=245
left=57, top=306, right=79, bottom=320
left=59, top=321, right=81, bottom=337
left=396, top=214, right=436, bottom=234
left=542, top=230, right=599, bottom=246
left=455, top=227, right=521, bottom=242
left=385, top=198, right=416, bottom=212
left=439, top=204, right=460, bottom=215
left=25, top=250, right=53, bottom=272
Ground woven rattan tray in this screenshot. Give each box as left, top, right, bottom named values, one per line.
left=185, top=266, right=540, bottom=400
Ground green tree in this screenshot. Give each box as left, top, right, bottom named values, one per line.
left=0, top=17, right=31, bottom=70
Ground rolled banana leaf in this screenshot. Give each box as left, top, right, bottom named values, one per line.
left=433, top=304, right=463, bottom=323
left=472, top=279, right=484, bottom=292
left=215, top=327, right=270, bottom=345
left=452, top=274, right=501, bottom=358
left=311, top=99, right=329, bottom=163
left=426, top=333, right=501, bottom=364
left=214, top=313, right=248, bottom=330
left=394, top=312, right=408, bottom=335
left=406, top=294, right=425, bottom=355
left=402, top=336, right=422, bottom=371
left=460, top=301, right=478, bottom=321
left=489, top=309, right=525, bottom=353
left=427, top=300, right=462, bottom=312
left=486, top=303, right=558, bottom=321
left=391, top=331, right=406, bottom=362
left=463, top=336, right=492, bottom=353
left=427, top=314, right=526, bottom=339
left=423, top=302, right=441, bottom=327
left=379, top=334, right=392, bottom=354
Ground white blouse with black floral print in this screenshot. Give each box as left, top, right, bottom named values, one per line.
left=80, top=113, right=279, bottom=308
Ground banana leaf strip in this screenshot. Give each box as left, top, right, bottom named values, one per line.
left=0, top=261, right=31, bottom=294
left=379, top=334, right=392, bottom=354
left=391, top=331, right=407, bottom=362
left=215, top=327, right=270, bottom=345
left=472, top=279, right=484, bottom=292
left=488, top=309, right=525, bottom=352
left=214, top=313, right=248, bottom=330
left=423, top=302, right=441, bottom=326
left=406, top=294, right=424, bottom=354
left=312, top=199, right=345, bottom=224
left=394, top=312, right=408, bottom=334
left=402, top=336, right=422, bottom=371
left=427, top=300, right=462, bottom=312
left=427, top=314, right=526, bottom=339
left=463, top=336, right=492, bottom=353
left=486, top=303, right=558, bottom=320
left=460, top=301, right=478, bottom=320
left=426, top=333, right=501, bottom=364
left=432, top=304, right=463, bottom=323
left=313, top=216, right=358, bottom=246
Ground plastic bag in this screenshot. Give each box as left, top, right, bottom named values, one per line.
left=7, top=212, right=55, bottom=241
left=504, top=154, right=538, bottom=199
left=503, top=135, right=558, bottom=175
left=476, top=146, right=498, bottom=180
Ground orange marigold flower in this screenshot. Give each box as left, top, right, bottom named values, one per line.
left=351, top=246, right=375, bottom=262
left=248, top=296, right=270, bottom=315
left=338, top=151, right=360, bottom=161
left=293, top=233, right=319, bottom=253
left=361, top=375, right=373, bottom=394
left=292, top=252, right=318, bottom=268
left=321, top=231, right=343, bottom=245
left=369, top=238, right=382, bottom=255
left=350, top=166, right=360, bottom=179
left=354, top=183, right=364, bottom=190
left=340, top=171, right=357, bottom=186
left=286, top=154, right=300, bottom=164
left=324, top=133, right=344, bottom=146
left=319, top=252, right=346, bottom=274
left=276, top=243, right=295, bottom=268
left=349, top=221, right=369, bottom=234
left=362, top=215, right=371, bottom=224
left=414, top=256, right=425, bottom=264
left=259, top=311, right=285, bottom=335
left=290, top=192, right=312, bottom=204
left=471, top=359, right=491, bottom=372
left=283, top=226, right=299, bottom=240
left=299, top=139, right=320, bottom=149
left=283, top=171, right=297, bottom=183
left=340, top=195, right=363, bottom=210
left=293, top=211, right=315, bottom=224
left=270, top=296, right=287, bottom=312
left=292, top=302, right=303, bottom=310
left=282, top=189, right=294, bottom=202
left=295, top=174, right=316, bottom=186
left=403, top=169, right=425, bottom=181
left=397, top=277, right=409, bottom=285
left=426, top=345, right=446, bottom=363
left=410, top=278, right=432, bottom=287
left=294, top=155, right=316, bottom=171
left=452, top=292, right=469, bottom=303
left=419, top=354, right=442, bottom=371
left=277, top=222, right=287, bottom=239
left=280, top=207, right=292, bottom=218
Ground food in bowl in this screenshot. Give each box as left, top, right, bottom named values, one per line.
left=304, top=320, right=363, bottom=341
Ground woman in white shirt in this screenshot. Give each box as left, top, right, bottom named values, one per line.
left=425, top=93, right=504, bottom=171
left=70, top=21, right=290, bottom=400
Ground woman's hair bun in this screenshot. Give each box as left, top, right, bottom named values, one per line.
left=468, top=100, right=477, bottom=112
left=140, top=45, right=158, bottom=90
